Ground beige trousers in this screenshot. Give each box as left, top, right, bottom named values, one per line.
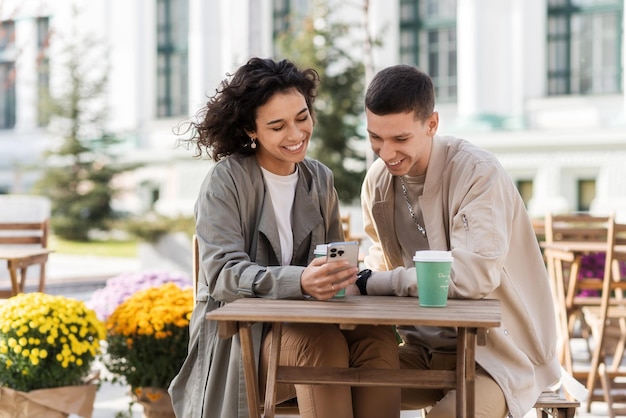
left=399, top=344, right=508, bottom=418
left=259, top=323, right=401, bottom=418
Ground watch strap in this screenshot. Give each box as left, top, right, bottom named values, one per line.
left=355, top=269, right=372, bottom=295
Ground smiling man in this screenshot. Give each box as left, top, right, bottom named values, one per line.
left=354, top=64, right=561, bottom=418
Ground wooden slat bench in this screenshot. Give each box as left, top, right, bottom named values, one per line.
left=532, top=390, right=579, bottom=418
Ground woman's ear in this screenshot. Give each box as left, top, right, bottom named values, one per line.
left=245, top=130, right=256, bottom=138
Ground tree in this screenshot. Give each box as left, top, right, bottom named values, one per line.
left=275, top=1, right=367, bottom=203
left=34, top=12, right=129, bottom=241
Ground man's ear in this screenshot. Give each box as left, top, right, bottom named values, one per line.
left=427, top=111, right=439, bottom=136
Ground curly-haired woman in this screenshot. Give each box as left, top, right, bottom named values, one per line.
left=168, top=57, right=400, bottom=418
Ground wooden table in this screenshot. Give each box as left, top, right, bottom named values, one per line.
left=0, top=248, right=52, bottom=297
left=207, top=296, right=501, bottom=418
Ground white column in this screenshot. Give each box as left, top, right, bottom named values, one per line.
left=521, top=0, right=548, bottom=99
left=456, top=0, right=479, bottom=121
left=529, top=164, right=569, bottom=217
left=608, top=1, right=626, bottom=126
left=187, top=0, right=221, bottom=111
left=13, top=17, right=38, bottom=131
left=456, top=0, right=522, bottom=130
left=248, top=0, right=273, bottom=58
left=620, top=0, right=626, bottom=125
left=131, top=0, right=154, bottom=147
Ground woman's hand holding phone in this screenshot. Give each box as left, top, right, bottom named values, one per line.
left=301, top=241, right=359, bottom=300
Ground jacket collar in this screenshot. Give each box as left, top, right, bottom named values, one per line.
left=420, top=136, right=450, bottom=249
left=371, top=135, right=454, bottom=263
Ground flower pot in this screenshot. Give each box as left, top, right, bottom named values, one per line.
left=0, top=383, right=97, bottom=418
left=132, top=387, right=175, bottom=418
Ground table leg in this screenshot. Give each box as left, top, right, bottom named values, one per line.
left=38, top=262, right=46, bottom=292
left=263, top=322, right=282, bottom=418
left=465, top=328, right=477, bottom=418
left=7, top=264, right=20, bottom=296
left=19, top=267, right=27, bottom=293
left=239, top=322, right=262, bottom=418
left=456, top=327, right=468, bottom=418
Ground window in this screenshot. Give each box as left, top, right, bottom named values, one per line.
left=577, top=178, right=596, bottom=212
left=37, top=17, right=51, bottom=126
left=516, top=179, right=534, bottom=209
left=547, top=0, right=623, bottom=95
left=399, top=0, right=457, bottom=102
left=273, top=0, right=291, bottom=40
left=272, top=0, right=310, bottom=50
left=156, top=0, right=189, bottom=118
left=0, top=20, right=16, bottom=129
left=0, top=19, right=14, bottom=50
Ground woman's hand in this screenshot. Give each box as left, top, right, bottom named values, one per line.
left=300, top=257, right=358, bottom=300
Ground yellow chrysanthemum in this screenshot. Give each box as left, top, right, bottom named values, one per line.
left=104, top=282, right=193, bottom=390
left=0, top=292, right=105, bottom=392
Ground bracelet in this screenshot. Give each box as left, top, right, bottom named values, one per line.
left=355, top=269, right=372, bottom=295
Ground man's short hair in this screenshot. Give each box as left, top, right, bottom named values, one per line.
left=365, top=65, right=435, bottom=122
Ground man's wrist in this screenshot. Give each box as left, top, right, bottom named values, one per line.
left=355, top=269, right=372, bottom=295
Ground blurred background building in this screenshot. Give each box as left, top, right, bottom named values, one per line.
left=1, top=0, right=625, bottom=220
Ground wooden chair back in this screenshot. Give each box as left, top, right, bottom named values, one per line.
left=532, top=217, right=546, bottom=244
left=341, top=213, right=353, bottom=241
left=192, top=234, right=199, bottom=304
left=340, top=212, right=364, bottom=245
left=545, top=212, right=613, bottom=299
left=0, top=220, right=49, bottom=248
left=545, top=212, right=611, bottom=244
left=0, top=219, right=51, bottom=297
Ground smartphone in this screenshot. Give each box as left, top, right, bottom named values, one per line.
left=326, top=241, right=359, bottom=268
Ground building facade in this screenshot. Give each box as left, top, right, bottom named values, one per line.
left=1, top=0, right=625, bottom=220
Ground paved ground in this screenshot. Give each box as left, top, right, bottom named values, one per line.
left=11, top=241, right=614, bottom=417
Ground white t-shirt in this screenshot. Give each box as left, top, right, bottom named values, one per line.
left=260, top=166, right=299, bottom=266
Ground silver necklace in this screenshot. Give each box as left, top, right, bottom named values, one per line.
left=399, top=176, right=427, bottom=238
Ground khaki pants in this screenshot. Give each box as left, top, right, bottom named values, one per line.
left=399, top=344, right=508, bottom=418
left=259, top=323, right=401, bottom=418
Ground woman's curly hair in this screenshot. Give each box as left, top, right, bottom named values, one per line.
left=178, top=57, right=320, bottom=161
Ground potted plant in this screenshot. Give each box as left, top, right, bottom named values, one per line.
left=0, top=292, right=105, bottom=418
left=102, top=282, right=193, bottom=418
left=86, top=270, right=193, bottom=322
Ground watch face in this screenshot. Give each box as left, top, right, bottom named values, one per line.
left=357, top=269, right=371, bottom=280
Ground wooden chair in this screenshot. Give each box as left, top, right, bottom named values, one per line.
left=192, top=234, right=199, bottom=304
left=0, top=219, right=52, bottom=298
left=543, top=212, right=613, bottom=377
left=581, top=220, right=626, bottom=417
left=191, top=234, right=299, bottom=415
left=532, top=217, right=546, bottom=245
left=534, top=389, right=579, bottom=418
left=340, top=213, right=364, bottom=245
